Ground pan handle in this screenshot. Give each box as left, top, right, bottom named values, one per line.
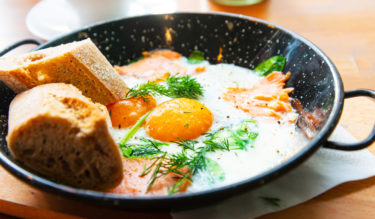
left=324, top=89, right=375, bottom=151
left=0, top=39, right=43, bottom=57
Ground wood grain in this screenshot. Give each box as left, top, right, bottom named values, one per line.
left=0, top=0, right=374, bottom=218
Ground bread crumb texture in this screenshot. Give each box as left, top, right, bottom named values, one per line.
left=6, top=83, right=123, bottom=190
left=0, top=39, right=127, bottom=105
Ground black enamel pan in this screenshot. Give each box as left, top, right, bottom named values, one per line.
left=0, top=12, right=374, bottom=210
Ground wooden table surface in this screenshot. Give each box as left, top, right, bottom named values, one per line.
left=0, top=0, right=375, bottom=218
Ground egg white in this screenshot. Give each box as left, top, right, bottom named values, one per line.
left=111, top=57, right=308, bottom=192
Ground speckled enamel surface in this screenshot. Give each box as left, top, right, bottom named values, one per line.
left=40, top=13, right=335, bottom=112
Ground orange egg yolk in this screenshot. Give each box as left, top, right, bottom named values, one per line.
left=107, top=96, right=156, bottom=129
left=145, top=98, right=213, bottom=142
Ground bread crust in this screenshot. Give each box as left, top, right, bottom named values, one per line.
left=6, top=83, right=124, bottom=190
left=0, top=39, right=127, bottom=105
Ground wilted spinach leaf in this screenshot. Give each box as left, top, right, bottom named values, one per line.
left=254, top=56, right=286, bottom=76
left=188, top=50, right=205, bottom=64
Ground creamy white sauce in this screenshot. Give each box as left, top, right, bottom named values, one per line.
left=112, top=57, right=308, bottom=193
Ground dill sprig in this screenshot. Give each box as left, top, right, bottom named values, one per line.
left=141, top=139, right=223, bottom=194
left=140, top=152, right=189, bottom=192
left=140, top=119, right=259, bottom=194
left=173, top=137, right=197, bottom=151
left=125, top=74, right=203, bottom=100
left=168, top=174, right=191, bottom=195
left=139, top=138, right=169, bottom=148
left=203, top=134, right=231, bottom=152
left=141, top=153, right=167, bottom=191
left=260, top=196, right=281, bottom=207
left=187, top=147, right=208, bottom=175
left=165, top=74, right=203, bottom=99
left=119, top=138, right=168, bottom=158
left=124, top=81, right=167, bottom=100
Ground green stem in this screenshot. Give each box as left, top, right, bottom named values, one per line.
left=119, top=111, right=152, bottom=146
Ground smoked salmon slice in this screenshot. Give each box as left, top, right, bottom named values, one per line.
left=223, top=72, right=296, bottom=122
left=108, top=157, right=190, bottom=196
left=115, top=50, right=186, bottom=81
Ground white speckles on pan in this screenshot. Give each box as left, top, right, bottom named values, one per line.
left=62, top=14, right=335, bottom=115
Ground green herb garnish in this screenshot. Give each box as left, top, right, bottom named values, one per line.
left=118, top=111, right=151, bottom=146
left=254, top=56, right=286, bottom=76
left=141, top=153, right=167, bottom=191
left=205, top=158, right=225, bottom=184
left=128, top=56, right=144, bottom=65
left=124, top=81, right=167, bottom=101
left=205, top=119, right=258, bottom=151
left=139, top=138, right=169, bottom=146
left=120, top=144, right=160, bottom=158
left=260, top=196, right=281, bottom=207
left=168, top=174, right=191, bottom=195
left=140, top=119, right=258, bottom=194
left=188, top=50, right=205, bottom=64
left=142, top=137, right=226, bottom=193
left=174, top=137, right=196, bottom=151
left=165, top=74, right=203, bottom=99
left=125, top=74, right=203, bottom=100
left=119, top=138, right=168, bottom=158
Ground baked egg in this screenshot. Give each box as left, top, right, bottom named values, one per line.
left=107, top=50, right=308, bottom=195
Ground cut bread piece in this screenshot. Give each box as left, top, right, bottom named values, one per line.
left=6, top=83, right=123, bottom=190
left=0, top=38, right=127, bottom=105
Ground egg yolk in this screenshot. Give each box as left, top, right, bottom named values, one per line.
left=145, top=98, right=213, bottom=142
left=107, top=96, right=156, bottom=129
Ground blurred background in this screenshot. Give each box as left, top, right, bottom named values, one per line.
left=1, top=0, right=374, bottom=91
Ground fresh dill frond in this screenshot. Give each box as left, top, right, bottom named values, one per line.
left=164, top=74, right=203, bottom=99
left=119, top=144, right=160, bottom=158
left=124, top=74, right=203, bottom=101
left=168, top=174, right=191, bottom=195
left=166, top=150, right=191, bottom=173
left=140, top=155, right=164, bottom=177
left=145, top=153, right=167, bottom=191
left=141, top=138, right=228, bottom=192
left=174, top=137, right=197, bottom=151
left=203, top=137, right=230, bottom=152
left=141, top=142, right=224, bottom=192
left=124, top=81, right=167, bottom=100
left=259, top=196, right=281, bottom=207
left=119, top=137, right=168, bottom=158
left=141, top=150, right=192, bottom=193
left=139, top=138, right=169, bottom=148
left=188, top=147, right=208, bottom=174
left=141, top=119, right=259, bottom=194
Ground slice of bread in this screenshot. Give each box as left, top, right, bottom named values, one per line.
left=0, top=39, right=127, bottom=105
left=6, top=83, right=123, bottom=190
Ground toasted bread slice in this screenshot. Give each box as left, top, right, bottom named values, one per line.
left=6, top=83, right=123, bottom=190
left=0, top=39, right=127, bottom=105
